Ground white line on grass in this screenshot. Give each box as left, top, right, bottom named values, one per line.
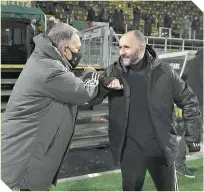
left=57, top=154, right=203, bottom=184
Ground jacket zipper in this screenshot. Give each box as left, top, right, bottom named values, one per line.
left=53, top=108, right=79, bottom=185
left=116, top=71, right=131, bottom=163
left=118, top=60, right=169, bottom=165
left=147, top=64, right=170, bottom=166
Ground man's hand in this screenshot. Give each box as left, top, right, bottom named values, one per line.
left=107, top=79, right=123, bottom=90
left=84, top=66, right=96, bottom=73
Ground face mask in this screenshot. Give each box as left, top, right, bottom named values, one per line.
left=67, top=47, right=82, bottom=68
left=50, top=36, right=82, bottom=68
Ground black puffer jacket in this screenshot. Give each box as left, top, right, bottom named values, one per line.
left=90, top=45, right=202, bottom=166
left=187, top=48, right=203, bottom=106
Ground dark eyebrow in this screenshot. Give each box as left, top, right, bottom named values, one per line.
left=119, top=45, right=130, bottom=49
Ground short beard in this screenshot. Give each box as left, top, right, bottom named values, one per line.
left=131, top=50, right=143, bottom=65
left=122, top=50, right=143, bottom=66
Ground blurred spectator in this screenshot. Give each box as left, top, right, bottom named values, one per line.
left=191, top=16, right=200, bottom=39
left=133, top=5, right=141, bottom=30
left=31, top=1, right=203, bottom=39
left=172, top=23, right=180, bottom=38
left=78, top=1, right=86, bottom=8
left=68, top=16, right=75, bottom=26
left=180, top=16, right=191, bottom=39
left=47, top=6, right=53, bottom=15
left=171, top=13, right=176, bottom=24
left=142, top=10, right=154, bottom=36
left=164, top=12, right=172, bottom=36
left=87, top=6, right=96, bottom=28
left=157, top=14, right=163, bottom=32
left=54, top=3, right=62, bottom=20
left=98, top=6, right=110, bottom=23
left=87, top=6, right=96, bottom=22
left=65, top=4, right=71, bottom=15
left=113, top=5, right=125, bottom=34
left=152, top=14, right=156, bottom=25
left=26, top=18, right=39, bottom=59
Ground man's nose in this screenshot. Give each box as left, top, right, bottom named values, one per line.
left=120, top=48, right=125, bottom=56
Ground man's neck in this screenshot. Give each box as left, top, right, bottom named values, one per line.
left=132, top=52, right=145, bottom=65
left=132, top=57, right=143, bottom=65
left=129, top=56, right=144, bottom=71
left=128, top=51, right=148, bottom=71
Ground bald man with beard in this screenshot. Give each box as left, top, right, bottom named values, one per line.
left=88, top=30, right=202, bottom=191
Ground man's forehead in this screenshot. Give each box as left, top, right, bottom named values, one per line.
left=69, top=34, right=81, bottom=48
left=119, top=34, right=137, bottom=46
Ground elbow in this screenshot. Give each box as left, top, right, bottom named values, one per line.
left=72, top=97, right=91, bottom=106
left=185, top=114, right=202, bottom=143
left=75, top=89, right=98, bottom=106
left=88, top=98, right=104, bottom=106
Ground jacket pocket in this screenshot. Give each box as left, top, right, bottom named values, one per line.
left=166, top=133, right=179, bottom=165
left=169, top=133, right=179, bottom=146
left=166, top=145, right=178, bottom=165
left=44, top=127, right=60, bottom=156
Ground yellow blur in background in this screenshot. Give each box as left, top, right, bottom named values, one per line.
left=174, top=105, right=183, bottom=117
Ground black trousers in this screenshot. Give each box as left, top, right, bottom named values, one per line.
left=175, top=137, right=186, bottom=167
left=121, top=145, right=177, bottom=191
left=26, top=43, right=35, bottom=59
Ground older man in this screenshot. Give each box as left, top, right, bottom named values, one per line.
left=1, top=23, right=99, bottom=191
left=89, top=30, right=202, bottom=191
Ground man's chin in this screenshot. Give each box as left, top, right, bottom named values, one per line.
left=122, top=59, right=131, bottom=66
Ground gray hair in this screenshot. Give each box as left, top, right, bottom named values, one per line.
left=132, top=30, right=146, bottom=45
left=48, top=23, right=80, bottom=48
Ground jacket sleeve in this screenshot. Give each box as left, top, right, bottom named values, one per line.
left=199, top=57, right=203, bottom=84
left=171, top=67, right=202, bottom=143
left=44, top=62, right=99, bottom=105
left=88, top=65, right=115, bottom=105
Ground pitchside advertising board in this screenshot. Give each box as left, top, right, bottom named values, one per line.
left=1, top=0, right=31, bottom=7
left=158, top=51, right=189, bottom=78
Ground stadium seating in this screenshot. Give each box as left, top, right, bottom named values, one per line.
left=33, top=1, right=203, bottom=37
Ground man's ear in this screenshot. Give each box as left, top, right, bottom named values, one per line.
left=61, top=45, right=67, bottom=54
left=61, top=45, right=72, bottom=60
left=140, top=44, right=145, bottom=52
